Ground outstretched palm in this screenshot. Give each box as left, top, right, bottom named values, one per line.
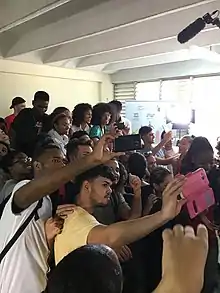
left=92, top=134, right=124, bottom=164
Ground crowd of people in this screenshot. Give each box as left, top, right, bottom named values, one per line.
left=0, top=90, right=219, bottom=293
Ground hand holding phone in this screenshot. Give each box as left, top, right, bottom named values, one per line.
left=163, top=131, right=173, bottom=144
left=113, top=134, right=142, bottom=152
left=182, top=169, right=215, bottom=219
left=116, top=122, right=125, bottom=130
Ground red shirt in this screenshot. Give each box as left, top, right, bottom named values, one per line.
left=5, top=114, right=15, bottom=130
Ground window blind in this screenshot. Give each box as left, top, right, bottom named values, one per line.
left=114, top=82, right=136, bottom=117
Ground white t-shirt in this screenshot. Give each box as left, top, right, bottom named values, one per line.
left=0, top=180, right=52, bottom=293
left=48, top=129, right=69, bottom=157
left=72, top=124, right=90, bottom=134
left=121, top=117, right=132, bottom=134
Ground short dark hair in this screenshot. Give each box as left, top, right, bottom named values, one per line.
left=72, top=103, right=92, bottom=127
left=139, top=126, right=153, bottom=138
left=0, top=150, right=21, bottom=173
left=53, top=107, right=69, bottom=116
left=161, top=130, right=166, bottom=141
left=0, top=118, right=6, bottom=125
left=128, top=152, right=147, bottom=179
left=33, top=143, right=60, bottom=161
left=75, top=165, right=116, bottom=189
left=34, top=91, right=50, bottom=102
left=144, top=151, right=153, bottom=159
left=70, top=130, right=89, bottom=140
left=45, top=244, right=122, bottom=293
left=66, top=139, right=92, bottom=161
left=91, top=103, right=112, bottom=126
left=0, top=118, right=7, bottom=134
left=150, top=167, right=171, bottom=187
left=35, top=133, right=54, bottom=148
left=52, top=113, right=70, bottom=126
left=109, top=100, right=122, bottom=112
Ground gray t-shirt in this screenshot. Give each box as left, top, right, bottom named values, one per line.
left=0, top=179, right=17, bottom=204
left=93, top=192, right=129, bottom=225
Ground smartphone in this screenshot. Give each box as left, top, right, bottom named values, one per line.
left=113, top=134, right=142, bottom=152
left=163, top=123, right=173, bottom=133
left=116, top=122, right=125, bottom=130
left=182, top=168, right=215, bottom=219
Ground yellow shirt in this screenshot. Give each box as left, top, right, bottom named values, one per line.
left=54, top=206, right=100, bottom=264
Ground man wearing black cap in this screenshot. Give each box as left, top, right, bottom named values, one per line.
left=5, top=97, right=26, bottom=130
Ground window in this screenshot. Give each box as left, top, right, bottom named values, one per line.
left=136, top=81, right=160, bottom=101
left=114, top=83, right=136, bottom=117
left=114, top=83, right=136, bottom=100
left=161, top=79, right=192, bottom=103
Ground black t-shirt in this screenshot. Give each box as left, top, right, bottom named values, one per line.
left=11, top=108, right=47, bottom=157
left=49, top=182, right=79, bottom=216
left=125, top=184, right=153, bottom=215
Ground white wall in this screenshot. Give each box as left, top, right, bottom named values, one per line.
left=0, top=59, right=113, bottom=117
left=111, top=59, right=220, bottom=83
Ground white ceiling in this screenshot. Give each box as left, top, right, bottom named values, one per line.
left=1, top=0, right=220, bottom=74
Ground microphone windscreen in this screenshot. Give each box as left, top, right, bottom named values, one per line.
left=177, top=18, right=206, bottom=44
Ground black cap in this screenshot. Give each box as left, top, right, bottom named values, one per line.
left=10, top=97, right=26, bottom=109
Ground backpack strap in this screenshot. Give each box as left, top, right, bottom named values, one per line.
left=0, top=199, right=43, bottom=264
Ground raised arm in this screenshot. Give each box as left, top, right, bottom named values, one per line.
left=14, top=135, right=122, bottom=209
left=156, top=154, right=179, bottom=166
left=151, top=131, right=172, bottom=156
left=88, top=176, right=186, bottom=249
left=153, top=224, right=208, bottom=293
left=127, top=175, right=142, bottom=219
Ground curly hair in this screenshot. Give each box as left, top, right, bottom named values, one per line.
left=43, top=107, right=70, bottom=132
left=72, top=103, right=92, bottom=127
left=91, top=103, right=112, bottom=126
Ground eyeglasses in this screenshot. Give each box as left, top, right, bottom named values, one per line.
left=13, top=157, right=32, bottom=165
left=144, top=151, right=153, bottom=158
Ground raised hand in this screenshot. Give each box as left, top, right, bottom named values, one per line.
left=129, top=174, right=142, bottom=193
left=143, top=194, right=158, bottom=215
left=45, top=217, right=64, bottom=248
left=161, top=176, right=186, bottom=221
left=160, top=225, right=208, bottom=293
left=163, top=131, right=172, bottom=144
left=91, top=134, right=124, bottom=164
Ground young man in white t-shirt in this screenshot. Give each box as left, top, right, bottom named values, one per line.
left=0, top=144, right=65, bottom=293
left=0, top=136, right=123, bottom=293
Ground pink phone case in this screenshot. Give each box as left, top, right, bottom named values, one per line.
left=182, top=168, right=215, bottom=219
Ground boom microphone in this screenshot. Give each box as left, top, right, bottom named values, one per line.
left=177, top=18, right=206, bottom=44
